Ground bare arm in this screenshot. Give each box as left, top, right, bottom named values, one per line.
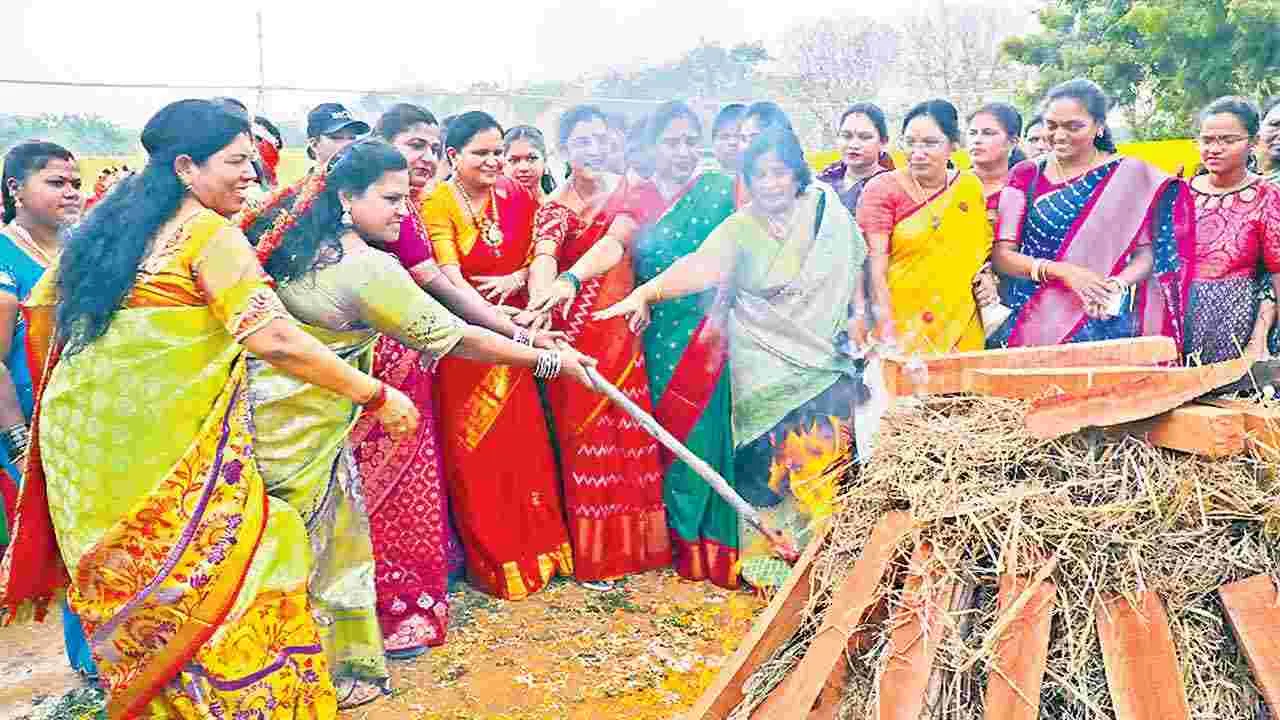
left=865, top=231, right=895, bottom=340
left=0, top=293, right=27, bottom=428
left=239, top=319, right=380, bottom=402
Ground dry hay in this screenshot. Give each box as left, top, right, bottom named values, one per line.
left=733, top=395, right=1280, bottom=720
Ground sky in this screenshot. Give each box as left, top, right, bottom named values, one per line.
left=5, top=0, right=916, bottom=127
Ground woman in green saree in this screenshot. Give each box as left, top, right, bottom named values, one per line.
left=600, top=128, right=866, bottom=590
left=245, top=139, right=597, bottom=705
left=1, top=100, right=423, bottom=719
left=630, top=101, right=739, bottom=589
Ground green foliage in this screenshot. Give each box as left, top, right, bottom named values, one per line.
left=0, top=113, right=135, bottom=156
left=1003, top=0, right=1280, bottom=139
left=593, top=39, right=771, bottom=101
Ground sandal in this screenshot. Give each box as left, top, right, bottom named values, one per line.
left=580, top=580, right=615, bottom=592
left=386, top=646, right=429, bottom=661
left=336, top=677, right=386, bottom=710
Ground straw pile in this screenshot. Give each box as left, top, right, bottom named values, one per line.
left=733, top=395, right=1280, bottom=720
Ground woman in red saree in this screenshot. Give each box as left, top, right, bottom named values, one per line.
left=526, top=105, right=671, bottom=585
left=990, top=79, right=1195, bottom=349
left=423, top=111, right=574, bottom=600
left=351, top=104, right=457, bottom=657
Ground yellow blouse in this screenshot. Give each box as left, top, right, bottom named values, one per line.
left=422, top=182, right=490, bottom=266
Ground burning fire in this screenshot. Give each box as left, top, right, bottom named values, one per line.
left=767, top=415, right=849, bottom=521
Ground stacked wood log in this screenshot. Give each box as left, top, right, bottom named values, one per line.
left=688, top=338, right=1280, bottom=720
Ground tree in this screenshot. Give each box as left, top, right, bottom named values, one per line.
left=780, top=16, right=900, bottom=143
left=0, top=113, right=135, bottom=156
left=594, top=40, right=771, bottom=102
left=896, top=0, right=1036, bottom=109
left=1003, top=0, right=1280, bottom=138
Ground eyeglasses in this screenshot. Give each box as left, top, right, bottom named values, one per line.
left=1197, top=134, right=1250, bottom=148
left=900, top=138, right=948, bottom=151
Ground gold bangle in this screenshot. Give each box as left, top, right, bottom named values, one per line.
left=533, top=252, right=558, bottom=262
left=651, top=278, right=665, bottom=303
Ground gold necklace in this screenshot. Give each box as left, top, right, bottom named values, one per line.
left=1051, top=148, right=1101, bottom=184
left=453, top=178, right=503, bottom=251
left=4, top=223, right=58, bottom=267
left=906, top=170, right=948, bottom=231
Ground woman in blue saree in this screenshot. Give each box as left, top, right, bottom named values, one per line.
left=990, top=79, right=1194, bottom=349
left=0, top=140, right=97, bottom=680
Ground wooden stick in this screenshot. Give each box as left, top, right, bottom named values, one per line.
left=884, top=336, right=1178, bottom=396
left=1024, top=355, right=1252, bottom=440
left=1218, top=574, right=1280, bottom=717
left=583, top=365, right=798, bottom=561
left=1122, top=404, right=1245, bottom=458
left=983, top=576, right=1056, bottom=720
left=1096, top=592, right=1191, bottom=720
left=875, top=541, right=956, bottom=720
left=754, top=512, right=914, bottom=720
left=965, top=366, right=1180, bottom=399
left=687, top=522, right=833, bottom=720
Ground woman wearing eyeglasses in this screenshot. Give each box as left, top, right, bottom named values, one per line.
left=989, top=78, right=1194, bottom=351
left=856, top=99, right=994, bottom=355
left=1183, top=97, right=1280, bottom=364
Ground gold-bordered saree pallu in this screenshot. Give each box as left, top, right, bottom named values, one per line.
left=0, top=212, right=335, bottom=719
left=247, top=324, right=389, bottom=687
left=536, top=177, right=672, bottom=582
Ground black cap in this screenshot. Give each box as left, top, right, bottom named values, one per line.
left=306, top=103, right=370, bottom=139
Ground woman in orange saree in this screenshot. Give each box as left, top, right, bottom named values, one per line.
left=0, top=100, right=421, bottom=719
left=422, top=112, right=574, bottom=599
left=526, top=105, right=671, bottom=585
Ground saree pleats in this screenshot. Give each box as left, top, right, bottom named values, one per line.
left=632, top=173, right=740, bottom=589
left=34, top=307, right=334, bottom=719
left=428, top=178, right=573, bottom=599
left=351, top=335, right=458, bottom=651
left=248, top=325, right=387, bottom=685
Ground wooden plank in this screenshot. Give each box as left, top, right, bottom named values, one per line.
left=983, top=577, right=1056, bottom=720
left=965, top=366, right=1180, bottom=399
left=1218, top=574, right=1280, bottom=718
left=1096, top=591, right=1191, bottom=720
left=687, top=522, right=833, bottom=720
left=875, top=541, right=956, bottom=720
left=1025, top=356, right=1252, bottom=440
left=1123, top=404, right=1245, bottom=458
left=1201, top=399, right=1280, bottom=458
left=752, top=512, right=914, bottom=720
left=884, top=337, right=1178, bottom=396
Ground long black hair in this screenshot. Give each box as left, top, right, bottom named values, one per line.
left=248, top=139, right=407, bottom=284
left=1043, top=78, right=1118, bottom=152
left=2, top=140, right=76, bottom=224
left=838, top=102, right=889, bottom=142
left=56, top=99, right=248, bottom=354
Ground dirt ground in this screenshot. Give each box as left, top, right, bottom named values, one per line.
left=0, top=570, right=763, bottom=720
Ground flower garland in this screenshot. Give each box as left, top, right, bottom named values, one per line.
left=239, top=171, right=328, bottom=267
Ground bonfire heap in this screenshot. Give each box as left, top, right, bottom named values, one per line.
left=688, top=337, right=1280, bottom=720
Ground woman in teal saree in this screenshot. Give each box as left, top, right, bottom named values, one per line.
left=631, top=102, right=740, bottom=589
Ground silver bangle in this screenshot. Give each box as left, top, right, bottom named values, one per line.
left=534, top=350, right=562, bottom=379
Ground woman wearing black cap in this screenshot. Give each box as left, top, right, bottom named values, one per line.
left=306, top=102, right=370, bottom=166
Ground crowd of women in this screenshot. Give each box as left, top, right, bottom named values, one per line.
left=0, top=77, right=1277, bottom=718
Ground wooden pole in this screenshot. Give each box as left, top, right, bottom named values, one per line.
left=583, top=366, right=798, bottom=561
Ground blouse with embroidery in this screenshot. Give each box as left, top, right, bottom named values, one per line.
left=275, top=246, right=465, bottom=361
left=1189, top=179, right=1280, bottom=281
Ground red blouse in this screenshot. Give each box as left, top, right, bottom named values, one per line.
left=1190, top=179, right=1280, bottom=281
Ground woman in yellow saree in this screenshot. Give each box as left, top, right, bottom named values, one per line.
left=0, top=100, right=420, bottom=719
left=858, top=99, right=994, bottom=356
